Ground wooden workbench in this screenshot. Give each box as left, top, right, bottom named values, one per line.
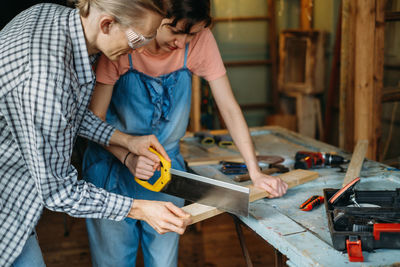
left=180, top=126, right=400, bottom=266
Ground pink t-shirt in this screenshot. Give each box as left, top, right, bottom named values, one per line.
left=96, top=28, right=226, bottom=85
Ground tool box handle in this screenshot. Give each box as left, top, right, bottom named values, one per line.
left=134, top=148, right=171, bottom=192
left=346, top=236, right=364, bottom=262
left=373, top=223, right=400, bottom=240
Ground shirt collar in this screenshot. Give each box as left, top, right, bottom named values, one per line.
left=68, top=8, right=96, bottom=85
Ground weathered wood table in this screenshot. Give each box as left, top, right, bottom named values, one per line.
left=180, top=126, right=400, bottom=267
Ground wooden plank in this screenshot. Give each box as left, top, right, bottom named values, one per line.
left=342, top=139, right=368, bottom=186
left=354, top=0, right=378, bottom=160
left=324, top=4, right=342, bottom=142
left=300, top=0, right=313, bottom=30
left=267, top=0, right=279, bottom=113
left=184, top=169, right=319, bottom=225
left=373, top=0, right=385, bottom=159
left=189, top=75, right=201, bottom=132
left=296, top=94, right=316, bottom=138
left=314, top=97, right=324, bottom=140
left=339, top=0, right=355, bottom=151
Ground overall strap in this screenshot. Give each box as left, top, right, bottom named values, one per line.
left=128, top=54, right=134, bottom=70
left=183, top=43, right=189, bottom=67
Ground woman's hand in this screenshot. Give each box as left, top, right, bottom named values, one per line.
left=125, top=134, right=171, bottom=163
left=125, top=154, right=158, bottom=180
left=251, top=171, right=288, bottom=198
left=128, top=199, right=192, bottom=235
left=110, top=131, right=170, bottom=164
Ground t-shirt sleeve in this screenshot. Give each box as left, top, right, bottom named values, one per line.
left=95, top=53, right=126, bottom=85
left=187, top=28, right=226, bottom=82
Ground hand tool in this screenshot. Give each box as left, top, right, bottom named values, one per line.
left=294, top=151, right=349, bottom=170
left=194, top=131, right=215, bottom=145
left=299, top=195, right=324, bottom=211
left=194, top=131, right=234, bottom=147
left=234, top=164, right=289, bottom=182
left=213, top=134, right=233, bottom=147
left=135, top=148, right=250, bottom=216
left=220, top=161, right=248, bottom=175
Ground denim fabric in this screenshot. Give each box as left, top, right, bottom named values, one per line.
left=12, top=231, right=46, bottom=267
left=82, top=45, right=192, bottom=267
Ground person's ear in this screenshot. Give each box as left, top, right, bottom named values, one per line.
left=99, top=15, right=115, bottom=35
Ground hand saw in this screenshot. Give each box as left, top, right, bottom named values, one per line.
left=134, top=148, right=250, bottom=217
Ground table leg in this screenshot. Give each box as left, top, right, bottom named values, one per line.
left=231, top=215, right=254, bottom=267
left=274, top=248, right=284, bottom=267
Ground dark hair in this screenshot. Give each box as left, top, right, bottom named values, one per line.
left=165, top=0, right=212, bottom=33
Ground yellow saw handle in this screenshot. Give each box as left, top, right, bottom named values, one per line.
left=134, top=147, right=171, bottom=192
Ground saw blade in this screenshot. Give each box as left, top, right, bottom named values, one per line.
left=162, top=168, right=250, bottom=217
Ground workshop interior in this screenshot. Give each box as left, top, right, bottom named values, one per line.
left=1, top=0, right=400, bottom=266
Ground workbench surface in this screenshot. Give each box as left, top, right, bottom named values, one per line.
left=181, top=126, right=400, bottom=267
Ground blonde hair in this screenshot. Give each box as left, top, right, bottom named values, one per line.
left=76, top=0, right=169, bottom=27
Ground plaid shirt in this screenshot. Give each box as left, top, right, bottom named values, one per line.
left=0, top=4, right=132, bottom=265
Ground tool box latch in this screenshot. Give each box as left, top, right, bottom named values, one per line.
left=346, top=236, right=364, bottom=262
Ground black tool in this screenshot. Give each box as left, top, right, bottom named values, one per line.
left=234, top=163, right=289, bottom=182
left=220, top=161, right=248, bottom=175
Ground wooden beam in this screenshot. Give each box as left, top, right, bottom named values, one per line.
left=382, top=87, right=400, bottom=102
left=385, top=11, right=400, bottom=21
left=183, top=169, right=319, bottom=225
left=324, top=3, right=341, bottom=142
left=340, top=0, right=384, bottom=159
left=339, top=0, right=356, bottom=151
left=373, top=0, right=386, bottom=159
left=190, top=75, right=201, bottom=132
left=267, top=0, right=279, bottom=113
left=224, top=59, right=272, bottom=67
left=342, top=140, right=368, bottom=186
left=354, top=0, right=375, bottom=157
left=213, top=16, right=270, bottom=22
left=300, top=0, right=313, bottom=30
left=353, top=0, right=384, bottom=160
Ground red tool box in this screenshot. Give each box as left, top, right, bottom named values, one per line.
left=323, top=183, right=400, bottom=262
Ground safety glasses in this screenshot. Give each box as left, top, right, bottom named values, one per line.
left=125, top=29, right=155, bottom=50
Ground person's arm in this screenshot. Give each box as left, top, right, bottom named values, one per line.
left=209, top=75, right=288, bottom=198
left=88, top=82, right=160, bottom=178
left=5, top=77, right=189, bottom=234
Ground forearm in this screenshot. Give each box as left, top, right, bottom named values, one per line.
left=210, top=76, right=259, bottom=174
left=79, top=109, right=115, bottom=145
left=104, top=143, right=130, bottom=165
left=108, top=129, right=131, bottom=148
left=219, top=104, right=259, bottom=175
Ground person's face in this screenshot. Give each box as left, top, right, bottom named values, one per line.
left=99, top=11, right=162, bottom=61
left=154, top=18, right=206, bottom=53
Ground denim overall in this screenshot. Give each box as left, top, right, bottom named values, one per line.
left=82, top=45, right=192, bottom=267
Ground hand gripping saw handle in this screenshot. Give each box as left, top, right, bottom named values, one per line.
left=134, top=147, right=171, bottom=192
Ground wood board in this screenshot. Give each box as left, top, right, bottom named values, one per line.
left=342, top=139, right=368, bottom=186
left=183, top=169, right=319, bottom=225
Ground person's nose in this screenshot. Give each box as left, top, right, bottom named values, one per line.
left=174, top=35, right=187, bottom=49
